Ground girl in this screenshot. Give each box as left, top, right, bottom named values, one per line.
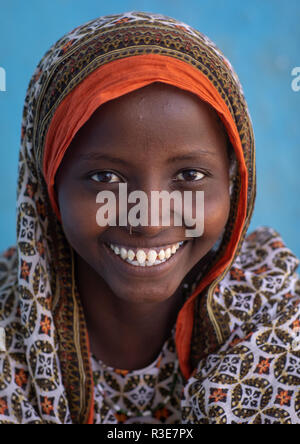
left=0, top=11, right=299, bottom=424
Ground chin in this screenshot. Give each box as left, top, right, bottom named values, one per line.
left=110, top=282, right=176, bottom=305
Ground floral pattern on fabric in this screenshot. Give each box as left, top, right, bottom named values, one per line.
left=181, top=227, right=300, bottom=424
left=92, top=328, right=183, bottom=424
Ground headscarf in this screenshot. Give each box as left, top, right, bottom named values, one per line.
left=0, top=11, right=299, bottom=424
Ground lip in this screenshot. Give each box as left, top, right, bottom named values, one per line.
left=103, top=240, right=189, bottom=277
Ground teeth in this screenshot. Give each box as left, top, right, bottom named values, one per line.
left=120, top=247, right=127, bottom=260
left=127, top=249, right=135, bottom=261
left=136, top=250, right=147, bottom=265
left=147, top=250, right=157, bottom=265
left=165, top=248, right=171, bottom=259
left=108, top=241, right=185, bottom=267
left=158, top=249, right=165, bottom=260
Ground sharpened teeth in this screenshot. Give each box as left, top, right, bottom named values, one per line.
left=165, top=248, right=171, bottom=259
left=158, top=249, right=165, bottom=260
left=127, top=249, right=135, bottom=261
left=108, top=241, right=185, bottom=266
left=147, top=250, right=157, bottom=265
left=120, top=247, right=127, bottom=259
left=136, top=250, right=147, bottom=264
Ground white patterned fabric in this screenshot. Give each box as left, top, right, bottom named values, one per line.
left=92, top=327, right=183, bottom=424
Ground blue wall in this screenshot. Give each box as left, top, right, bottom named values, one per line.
left=0, top=0, right=299, bottom=257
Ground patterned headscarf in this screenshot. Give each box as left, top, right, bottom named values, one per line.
left=1, top=11, right=298, bottom=424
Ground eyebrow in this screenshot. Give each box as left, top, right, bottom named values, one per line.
left=168, top=152, right=216, bottom=162
left=77, top=153, right=131, bottom=166
left=77, top=150, right=216, bottom=165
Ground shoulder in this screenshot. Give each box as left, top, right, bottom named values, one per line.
left=182, top=227, right=300, bottom=424
left=235, top=226, right=299, bottom=274
left=232, top=225, right=299, bottom=282
left=218, top=225, right=300, bottom=325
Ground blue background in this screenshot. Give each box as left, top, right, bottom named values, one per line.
left=0, top=0, right=299, bottom=257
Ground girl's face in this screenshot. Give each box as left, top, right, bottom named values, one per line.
left=55, top=83, right=230, bottom=304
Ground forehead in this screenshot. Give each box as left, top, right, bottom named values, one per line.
left=68, top=82, right=227, bottom=153
left=54, top=83, right=231, bottom=186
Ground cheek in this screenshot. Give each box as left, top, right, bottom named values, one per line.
left=57, top=183, right=104, bottom=251
left=183, top=185, right=230, bottom=265
left=203, top=186, right=230, bottom=238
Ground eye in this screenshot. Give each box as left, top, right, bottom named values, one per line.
left=175, top=169, right=205, bottom=182
left=90, top=171, right=121, bottom=183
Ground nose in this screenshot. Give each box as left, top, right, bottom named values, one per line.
left=120, top=185, right=186, bottom=239
left=126, top=221, right=173, bottom=238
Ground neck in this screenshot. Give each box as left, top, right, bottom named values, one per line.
left=74, top=253, right=185, bottom=371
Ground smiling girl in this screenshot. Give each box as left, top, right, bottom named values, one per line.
left=0, top=11, right=299, bottom=424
